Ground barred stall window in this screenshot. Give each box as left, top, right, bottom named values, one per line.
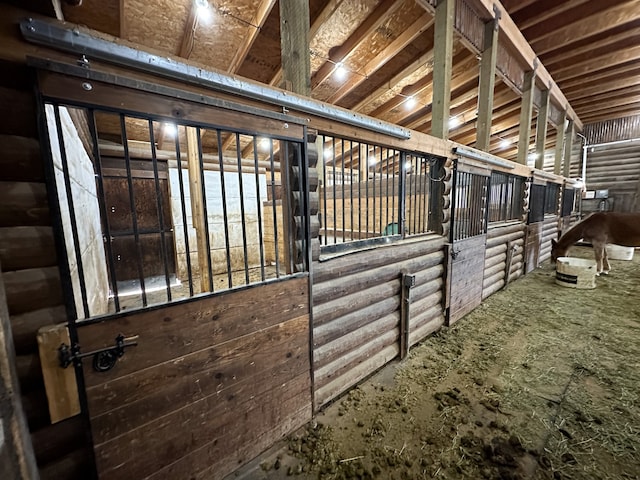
left=487, top=172, right=525, bottom=223
left=43, top=102, right=306, bottom=318
left=545, top=183, right=561, bottom=214
left=452, top=171, right=489, bottom=241
left=528, top=183, right=546, bottom=224
left=561, top=187, right=576, bottom=217
left=318, top=134, right=444, bottom=251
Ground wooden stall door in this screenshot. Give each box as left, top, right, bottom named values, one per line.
left=447, top=234, right=487, bottom=325
left=74, top=277, right=312, bottom=480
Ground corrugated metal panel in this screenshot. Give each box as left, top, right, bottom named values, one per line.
left=455, top=0, right=484, bottom=52
left=496, top=42, right=524, bottom=93
left=583, top=138, right=640, bottom=213
left=584, top=116, right=640, bottom=144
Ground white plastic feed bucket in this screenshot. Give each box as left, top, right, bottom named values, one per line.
left=606, top=244, right=634, bottom=261
left=555, top=257, right=597, bottom=289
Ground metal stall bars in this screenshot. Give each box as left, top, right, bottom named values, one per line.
left=318, top=133, right=445, bottom=254
left=38, top=66, right=308, bottom=318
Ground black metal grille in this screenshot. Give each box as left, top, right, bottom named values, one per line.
left=561, top=187, right=576, bottom=217
left=452, top=171, right=489, bottom=241
left=545, top=183, right=561, bottom=214
left=528, top=183, right=546, bottom=224
left=318, top=134, right=444, bottom=249
left=43, top=102, right=306, bottom=318
left=487, top=172, right=525, bottom=223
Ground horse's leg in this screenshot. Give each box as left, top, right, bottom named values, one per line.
left=602, top=244, right=611, bottom=274
left=593, top=243, right=603, bottom=275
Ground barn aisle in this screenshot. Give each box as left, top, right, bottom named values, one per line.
left=229, top=246, right=640, bottom=480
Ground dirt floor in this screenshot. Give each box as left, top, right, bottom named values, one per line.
left=230, top=246, right=640, bottom=480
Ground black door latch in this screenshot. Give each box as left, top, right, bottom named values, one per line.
left=58, top=334, right=138, bottom=372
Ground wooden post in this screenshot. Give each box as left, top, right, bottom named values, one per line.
left=475, top=17, right=499, bottom=151
left=37, top=323, right=80, bottom=423
left=279, top=0, right=311, bottom=95
left=517, top=70, right=536, bottom=165
left=554, top=112, right=567, bottom=175
left=534, top=88, right=550, bottom=170
left=0, top=267, right=39, bottom=480
left=431, top=0, right=454, bottom=140
left=563, top=120, right=575, bottom=178
left=185, top=127, right=210, bottom=292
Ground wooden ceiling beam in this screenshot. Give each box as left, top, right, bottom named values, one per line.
left=325, top=12, right=434, bottom=104
left=530, top=0, right=640, bottom=56
left=542, top=26, right=640, bottom=69
left=178, top=1, right=198, bottom=58
left=512, top=0, right=588, bottom=31
left=351, top=49, right=434, bottom=114
left=553, top=45, right=640, bottom=83
left=268, top=0, right=343, bottom=88
left=571, top=87, right=640, bottom=108
left=378, top=50, right=477, bottom=126
left=463, top=0, right=582, bottom=130
left=227, top=0, right=276, bottom=73
left=558, top=63, right=640, bottom=90
left=499, top=0, right=538, bottom=14
left=580, top=105, right=640, bottom=124
left=310, top=0, right=401, bottom=89
left=563, top=72, right=640, bottom=100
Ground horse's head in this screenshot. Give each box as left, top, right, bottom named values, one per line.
left=550, top=239, right=567, bottom=263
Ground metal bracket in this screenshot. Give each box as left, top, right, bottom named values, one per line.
left=58, top=334, right=138, bottom=372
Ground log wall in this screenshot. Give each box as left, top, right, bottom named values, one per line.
left=539, top=215, right=559, bottom=263
left=312, top=236, right=446, bottom=407
left=0, top=60, right=95, bottom=479
left=482, top=222, right=525, bottom=299
left=582, top=139, right=640, bottom=214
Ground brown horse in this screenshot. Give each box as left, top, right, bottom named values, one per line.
left=551, top=212, right=640, bottom=274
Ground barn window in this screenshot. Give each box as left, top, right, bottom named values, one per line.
left=42, top=101, right=306, bottom=319
left=544, top=183, right=561, bottom=214
left=528, top=183, right=546, bottom=224
left=561, top=187, right=575, bottom=217
left=318, top=134, right=444, bottom=251
left=487, top=172, right=525, bottom=223
left=452, top=171, right=489, bottom=241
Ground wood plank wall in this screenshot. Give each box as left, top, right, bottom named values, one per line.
left=312, top=236, right=446, bottom=408
left=482, top=223, right=525, bottom=299
left=76, top=276, right=311, bottom=480
left=582, top=140, right=640, bottom=213
left=0, top=60, right=95, bottom=479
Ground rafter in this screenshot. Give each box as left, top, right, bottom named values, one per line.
left=351, top=50, right=434, bottom=113
left=542, top=25, right=640, bottom=68
left=553, top=45, right=640, bottom=83
left=530, top=0, right=640, bottom=56
left=563, top=71, right=640, bottom=100
left=178, top=1, right=198, bottom=58
left=311, top=0, right=401, bottom=89
left=325, top=13, right=434, bottom=105
left=227, top=0, right=276, bottom=73
left=512, top=0, right=588, bottom=31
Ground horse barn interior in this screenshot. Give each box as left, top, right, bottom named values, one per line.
left=1, top=0, right=639, bottom=479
